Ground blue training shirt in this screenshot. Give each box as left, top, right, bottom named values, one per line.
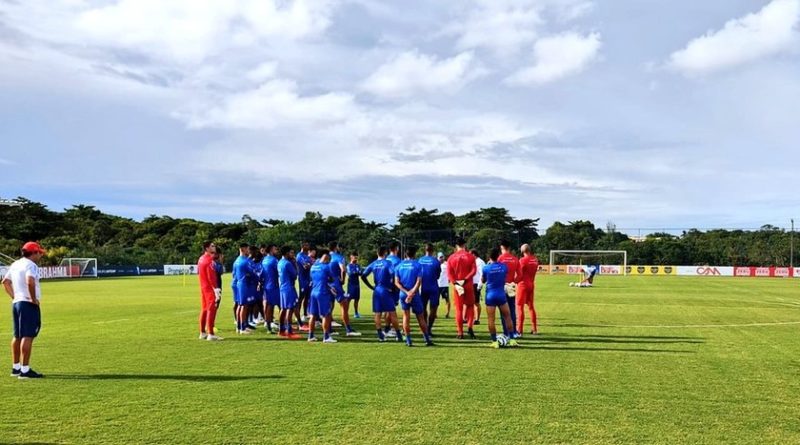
left=262, top=255, right=279, bottom=290
left=278, top=258, right=297, bottom=292
left=346, top=263, right=362, bottom=292
left=363, top=258, right=395, bottom=289
left=417, top=255, right=441, bottom=292
left=483, top=262, right=508, bottom=300
left=310, top=262, right=333, bottom=300
left=395, top=259, right=422, bottom=297
left=231, top=254, right=249, bottom=289
left=296, top=252, right=312, bottom=287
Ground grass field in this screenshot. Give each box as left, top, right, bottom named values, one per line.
left=1, top=275, right=799, bottom=444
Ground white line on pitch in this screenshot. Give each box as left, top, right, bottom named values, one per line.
left=583, top=321, right=800, bottom=329
left=92, top=319, right=130, bottom=324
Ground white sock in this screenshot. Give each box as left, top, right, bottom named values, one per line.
left=21, top=365, right=30, bottom=373
left=13, top=363, right=21, bottom=370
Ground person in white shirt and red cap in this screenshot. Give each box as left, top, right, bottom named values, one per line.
left=2, top=241, right=46, bottom=379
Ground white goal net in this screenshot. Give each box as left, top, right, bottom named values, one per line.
left=59, top=258, right=98, bottom=278
left=549, top=250, right=628, bottom=276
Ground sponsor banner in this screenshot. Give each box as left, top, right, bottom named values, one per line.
left=537, top=265, right=550, bottom=274
left=600, top=265, right=623, bottom=275
left=164, top=264, right=198, bottom=275
left=99, top=265, right=165, bottom=277
left=567, top=265, right=584, bottom=275
left=548, top=265, right=568, bottom=274
left=676, top=266, right=734, bottom=277
left=625, top=266, right=677, bottom=276
left=139, top=266, right=164, bottom=276
left=794, top=267, right=800, bottom=278
left=39, top=266, right=71, bottom=279
left=734, top=266, right=793, bottom=278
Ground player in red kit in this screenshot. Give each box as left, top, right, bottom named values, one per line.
left=497, top=240, right=521, bottom=338
left=198, top=241, right=222, bottom=341
left=516, top=244, right=539, bottom=335
left=447, top=237, right=477, bottom=339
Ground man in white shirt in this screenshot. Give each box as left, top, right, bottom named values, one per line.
left=2, top=242, right=46, bottom=379
left=436, top=253, right=451, bottom=318
left=471, top=249, right=485, bottom=325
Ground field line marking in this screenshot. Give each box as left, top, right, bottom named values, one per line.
left=92, top=319, right=130, bottom=324
left=581, top=321, right=800, bottom=329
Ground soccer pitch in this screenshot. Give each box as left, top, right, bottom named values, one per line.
left=1, top=276, right=798, bottom=444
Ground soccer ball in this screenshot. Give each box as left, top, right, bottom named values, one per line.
left=569, top=282, right=575, bottom=287
left=496, top=334, right=509, bottom=347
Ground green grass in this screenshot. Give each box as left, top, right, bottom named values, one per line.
left=1, top=275, right=799, bottom=444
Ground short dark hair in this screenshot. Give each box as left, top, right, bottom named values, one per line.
left=328, top=241, right=338, bottom=251
left=405, top=245, right=418, bottom=258
left=266, top=243, right=276, bottom=251
left=309, top=246, right=317, bottom=252
left=317, top=249, right=330, bottom=258
left=259, top=244, right=267, bottom=250
left=280, top=245, right=293, bottom=257
left=489, top=247, right=501, bottom=262
left=377, top=246, right=388, bottom=256
left=388, top=240, right=400, bottom=251
left=248, top=245, right=258, bottom=256
left=202, top=241, right=213, bottom=249
left=470, top=249, right=479, bottom=257
left=454, top=237, right=466, bottom=247
left=350, top=251, right=359, bottom=257
left=239, top=242, right=249, bottom=249
left=425, top=243, right=434, bottom=254
left=500, top=239, right=511, bottom=249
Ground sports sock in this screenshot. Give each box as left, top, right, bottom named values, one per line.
left=490, top=333, right=497, bottom=341
left=13, top=363, right=20, bottom=371
left=21, top=365, right=30, bottom=373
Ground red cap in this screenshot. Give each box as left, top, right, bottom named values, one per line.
left=22, top=242, right=46, bottom=254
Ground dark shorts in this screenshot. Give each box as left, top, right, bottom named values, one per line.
left=12, top=301, right=41, bottom=339
left=399, top=294, right=424, bottom=315
left=420, top=288, right=439, bottom=308
left=473, top=284, right=482, bottom=303
left=309, top=295, right=331, bottom=318
left=439, top=287, right=449, bottom=301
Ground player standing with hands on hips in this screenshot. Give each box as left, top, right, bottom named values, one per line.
left=3, top=242, right=46, bottom=379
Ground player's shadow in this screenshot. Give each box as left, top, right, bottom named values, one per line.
left=45, top=374, right=284, bottom=382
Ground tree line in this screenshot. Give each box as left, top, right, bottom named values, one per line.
left=0, top=198, right=795, bottom=268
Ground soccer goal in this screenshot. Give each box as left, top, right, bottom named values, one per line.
left=59, top=258, right=98, bottom=278
left=549, top=250, right=628, bottom=276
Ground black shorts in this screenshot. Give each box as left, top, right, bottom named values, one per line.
left=438, top=287, right=449, bottom=301
left=473, top=284, right=482, bottom=302
left=12, top=301, right=41, bottom=339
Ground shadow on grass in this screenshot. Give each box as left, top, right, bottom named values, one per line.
left=525, top=335, right=705, bottom=345
left=45, top=374, right=284, bottom=382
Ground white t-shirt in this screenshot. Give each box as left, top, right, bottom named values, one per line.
left=437, top=262, right=448, bottom=287
left=3, top=258, right=41, bottom=303
left=474, top=257, right=486, bottom=285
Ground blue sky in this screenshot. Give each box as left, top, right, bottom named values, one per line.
left=1, top=0, right=798, bottom=231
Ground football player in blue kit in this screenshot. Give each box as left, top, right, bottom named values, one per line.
left=361, top=246, right=402, bottom=342
left=482, top=247, right=518, bottom=348
left=394, top=245, right=433, bottom=347
left=346, top=253, right=363, bottom=318
left=417, top=243, right=442, bottom=337
left=308, top=250, right=337, bottom=343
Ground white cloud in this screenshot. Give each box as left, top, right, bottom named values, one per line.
left=449, top=0, right=542, bottom=55
left=505, top=32, right=601, bottom=85
left=181, top=79, right=357, bottom=130
left=361, top=50, right=482, bottom=98
left=667, top=0, right=800, bottom=76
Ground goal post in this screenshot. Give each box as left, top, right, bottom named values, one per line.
left=59, top=258, right=98, bottom=278
left=549, top=250, right=628, bottom=276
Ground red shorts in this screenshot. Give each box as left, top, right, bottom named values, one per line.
left=516, top=283, right=534, bottom=306
left=201, top=290, right=216, bottom=310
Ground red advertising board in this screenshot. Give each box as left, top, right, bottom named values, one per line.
left=734, top=266, right=793, bottom=278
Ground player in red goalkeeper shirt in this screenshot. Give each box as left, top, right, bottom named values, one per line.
left=516, top=244, right=539, bottom=335
left=197, top=241, right=222, bottom=341
left=447, top=237, right=477, bottom=339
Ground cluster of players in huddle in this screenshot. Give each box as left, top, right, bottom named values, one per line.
left=196, top=238, right=539, bottom=348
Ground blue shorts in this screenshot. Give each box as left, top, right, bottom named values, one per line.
left=372, top=287, right=395, bottom=313
left=333, top=283, right=347, bottom=303
left=399, top=294, right=424, bottom=315
left=12, top=301, right=41, bottom=338
left=420, top=287, right=439, bottom=308
left=231, top=285, right=238, bottom=303
left=309, top=295, right=331, bottom=318
left=347, top=286, right=360, bottom=300
left=280, top=288, right=298, bottom=309
left=235, top=285, right=252, bottom=305
left=390, top=288, right=400, bottom=305
left=485, top=292, right=508, bottom=308
left=298, top=281, right=311, bottom=299
left=264, top=288, right=280, bottom=306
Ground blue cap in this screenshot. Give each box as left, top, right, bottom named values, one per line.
left=437, top=252, right=445, bottom=258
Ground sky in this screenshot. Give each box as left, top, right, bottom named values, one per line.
left=1, top=0, right=798, bottom=232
